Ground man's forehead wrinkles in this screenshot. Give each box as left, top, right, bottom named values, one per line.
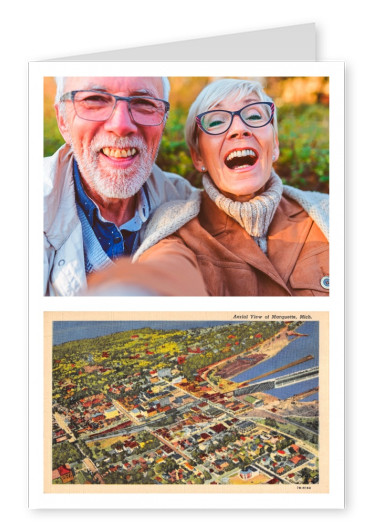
left=83, top=84, right=107, bottom=91
left=131, top=88, right=158, bottom=97
left=71, top=85, right=159, bottom=98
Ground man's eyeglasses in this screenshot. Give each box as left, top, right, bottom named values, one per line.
left=196, top=102, right=275, bottom=135
left=60, top=90, right=170, bottom=126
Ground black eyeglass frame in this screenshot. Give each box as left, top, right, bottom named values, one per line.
left=195, top=101, right=275, bottom=135
left=60, top=90, right=170, bottom=125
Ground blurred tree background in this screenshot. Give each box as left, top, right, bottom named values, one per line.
left=44, top=76, right=329, bottom=193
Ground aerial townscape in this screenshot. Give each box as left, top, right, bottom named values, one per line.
left=51, top=320, right=320, bottom=486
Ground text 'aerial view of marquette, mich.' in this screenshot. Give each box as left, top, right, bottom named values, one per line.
left=51, top=320, right=321, bottom=486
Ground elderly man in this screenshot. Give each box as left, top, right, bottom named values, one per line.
left=44, top=76, right=197, bottom=296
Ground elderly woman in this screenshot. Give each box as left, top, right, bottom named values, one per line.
left=88, top=78, right=329, bottom=296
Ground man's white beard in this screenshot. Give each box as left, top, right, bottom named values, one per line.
left=70, top=134, right=159, bottom=199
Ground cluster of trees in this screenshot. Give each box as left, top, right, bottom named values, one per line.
left=265, top=418, right=278, bottom=428
left=103, top=469, right=154, bottom=485
left=52, top=441, right=81, bottom=470
left=288, top=321, right=304, bottom=330
left=154, top=457, right=178, bottom=475
left=299, top=467, right=318, bottom=484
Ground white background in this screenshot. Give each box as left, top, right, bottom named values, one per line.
left=1, top=0, right=372, bottom=527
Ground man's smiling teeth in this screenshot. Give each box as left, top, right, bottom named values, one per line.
left=226, top=149, right=257, bottom=161
left=102, top=147, right=137, bottom=158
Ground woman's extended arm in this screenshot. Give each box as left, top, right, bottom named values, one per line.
left=85, top=236, right=208, bottom=296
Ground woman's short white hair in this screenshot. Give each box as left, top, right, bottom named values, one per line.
left=54, top=76, right=170, bottom=104
left=185, top=78, right=278, bottom=154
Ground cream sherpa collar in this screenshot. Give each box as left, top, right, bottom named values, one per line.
left=133, top=175, right=329, bottom=263
left=202, top=171, right=283, bottom=253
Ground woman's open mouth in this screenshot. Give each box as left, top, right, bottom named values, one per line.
left=225, top=148, right=259, bottom=170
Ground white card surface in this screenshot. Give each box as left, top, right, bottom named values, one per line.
left=29, top=24, right=344, bottom=510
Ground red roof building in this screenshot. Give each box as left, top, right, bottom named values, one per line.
left=211, top=423, right=227, bottom=434
left=290, top=444, right=300, bottom=453
left=58, top=465, right=74, bottom=483
left=188, top=347, right=202, bottom=353
left=290, top=455, right=303, bottom=465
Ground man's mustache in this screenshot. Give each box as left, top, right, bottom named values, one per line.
left=89, top=135, right=147, bottom=153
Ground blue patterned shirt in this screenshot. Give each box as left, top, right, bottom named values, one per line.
left=73, top=160, right=150, bottom=260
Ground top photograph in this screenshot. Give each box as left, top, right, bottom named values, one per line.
left=44, top=75, right=329, bottom=297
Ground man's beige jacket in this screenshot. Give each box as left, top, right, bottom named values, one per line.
left=44, top=144, right=198, bottom=296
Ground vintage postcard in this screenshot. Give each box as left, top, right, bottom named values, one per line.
left=44, top=311, right=329, bottom=498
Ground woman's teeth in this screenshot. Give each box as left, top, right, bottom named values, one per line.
left=226, top=149, right=257, bottom=161
left=102, top=147, right=137, bottom=158
left=225, top=149, right=258, bottom=169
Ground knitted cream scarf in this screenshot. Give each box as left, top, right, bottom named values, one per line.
left=202, top=170, right=283, bottom=253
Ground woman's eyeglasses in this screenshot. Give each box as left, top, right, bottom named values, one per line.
left=196, top=102, right=274, bottom=135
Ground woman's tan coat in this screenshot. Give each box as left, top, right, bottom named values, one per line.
left=88, top=189, right=329, bottom=296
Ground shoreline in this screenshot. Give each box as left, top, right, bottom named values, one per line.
left=227, top=326, right=295, bottom=380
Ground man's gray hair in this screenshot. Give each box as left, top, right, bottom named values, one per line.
left=185, top=78, right=278, bottom=154
left=54, top=76, right=170, bottom=104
